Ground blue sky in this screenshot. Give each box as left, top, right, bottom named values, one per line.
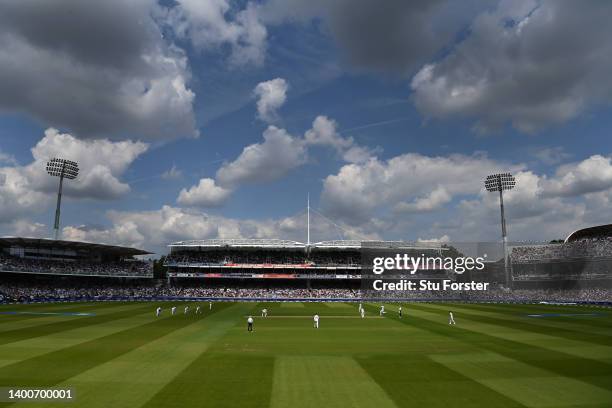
left=1, top=0, right=611, bottom=253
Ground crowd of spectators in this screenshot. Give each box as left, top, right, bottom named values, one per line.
left=165, top=250, right=363, bottom=267
left=0, top=254, right=152, bottom=277
left=1, top=281, right=610, bottom=303
left=511, top=237, right=612, bottom=263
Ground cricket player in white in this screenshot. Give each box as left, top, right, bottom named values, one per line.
left=360, top=308, right=365, bottom=318
left=171, top=306, right=176, bottom=315
left=380, top=305, right=385, bottom=316
left=448, top=311, right=456, bottom=325
left=184, top=306, right=189, bottom=314
left=261, top=308, right=268, bottom=317
left=398, top=306, right=402, bottom=318
left=196, top=305, right=201, bottom=314
left=358, top=303, right=363, bottom=313
left=155, top=307, right=162, bottom=317
left=313, top=314, right=320, bottom=329
left=209, top=302, right=212, bottom=310
left=247, top=316, right=254, bottom=332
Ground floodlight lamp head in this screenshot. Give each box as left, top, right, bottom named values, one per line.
left=46, top=158, right=79, bottom=180
left=485, top=173, right=516, bottom=192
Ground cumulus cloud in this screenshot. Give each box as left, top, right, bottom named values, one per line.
left=254, top=78, right=288, bottom=123
left=304, top=116, right=378, bottom=163
left=167, top=0, right=267, bottom=66
left=541, top=155, right=612, bottom=198
left=60, top=204, right=381, bottom=252
left=411, top=0, right=612, bottom=133
left=394, top=186, right=452, bottom=213
left=176, top=114, right=378, bottom=207
left=216, top=125, right=307, bottom=186
left=26, top=129, right=149, bottom=199
left=0, top=0, right=197, bottom=140
left=0, top=128, right=148, bottom=224
left=177, top=178, right=232, bottom=207
left=321, top=152, right=519, bottom=223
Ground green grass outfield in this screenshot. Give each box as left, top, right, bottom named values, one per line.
left=0, top=301, right=611, bottom=408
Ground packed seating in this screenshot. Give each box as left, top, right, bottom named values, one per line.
left=0, top=254, right=152, bottom=277
left=1, top=279, right=610, bottom=303
left=511, top=237, right=612, bottom=263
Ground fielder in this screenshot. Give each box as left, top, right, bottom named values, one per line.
left=184, top=305, right=189, bottom=314
left=196, top=305, right=201, bottom=314
left=261, top=308, right=268, bottom=317
left=398, top=306, right=403, bottom=318
left=155, top=306, right=162, bottom=317
left=379, top=305, right=385, bottom=316
left=313, top=313, right=320, bottom=329
left=247, top=316, right=254, bottom=332
left=448, top=311, right=456, bottom=325
left=360, top=308, right=365, bottom=318
left=171, top=306, right=176, bottom=316
left=209, top=302, right=212, bottom=310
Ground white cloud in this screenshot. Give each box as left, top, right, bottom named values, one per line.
left=411, top=0, right=612, bottom=133
left=26, top=128, right=149, bottom=200
left=167, top=0, right=267, bottom=66
left=321, top=152, right=519, bottom=223
left=0, top=128, right=148, bottom=224
left=541, top=155, right=612, bottom=198
left=60, top=204, right=381, bottom=253
left=216, top=125, right=307, bottom=186
left=394, top=186, right=452, bottom=213
left=254, top=78, right=288, bottom=123
left=304, top=116, right=378, bottom=163
left=177, top=178, right=232, bottom=207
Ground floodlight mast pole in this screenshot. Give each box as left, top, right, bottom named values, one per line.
left=53, top=164, right=65, bottom=240
left=485, top=173, right=516, bottom=289
left=497, top=176, right=509, bottom=279
left=47, top=158, right=79, bottom=241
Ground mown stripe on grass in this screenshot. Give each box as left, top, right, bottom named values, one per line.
left=420, top=303, right=612, bottom=347
left=0, top=303, right=158, bottom=346
left=446, top=303, right=612, bottom=333
left=0, top=305, right=176, bottom=369
left=271, top=355, right=397, bottom=408
left=0, top=302, right=139, bottom=332
left=430, top=352, right=612, bottom=407
left=52, top=304, right=246, bottom=408
left=142, top=304, right=274, bottom=408
left=357, top=354, right=525, bottom=408
left=374, top=304, right=612, bottom=392
left=413, top=303, right=612, bottom=362
left=0, top=302, right=104, bottom=325
left=0, top=303, right=230, bottom=392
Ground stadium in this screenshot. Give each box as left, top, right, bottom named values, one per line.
left=1, top=221, right=611, bottom=407
left=1, top=1, right=611, bottom=405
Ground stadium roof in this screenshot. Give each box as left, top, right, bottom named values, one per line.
left=565, top=224, right=612, bottom=243
left=0, top=237, right=152, bottom=256
left=169, top=239, right=306, bottom=249
left=169, top=238, right=443, bottom=250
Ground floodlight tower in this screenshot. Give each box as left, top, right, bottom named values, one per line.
left=485, top=173, right=516, bottom=288
left=46, top=158, right=79, bottom=240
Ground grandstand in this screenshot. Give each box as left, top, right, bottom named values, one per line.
left=510, top=224, right=612, bottom=285
left=164, top=238, right=449, bottom=283
left=0, top=237, right=153, bottom=278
